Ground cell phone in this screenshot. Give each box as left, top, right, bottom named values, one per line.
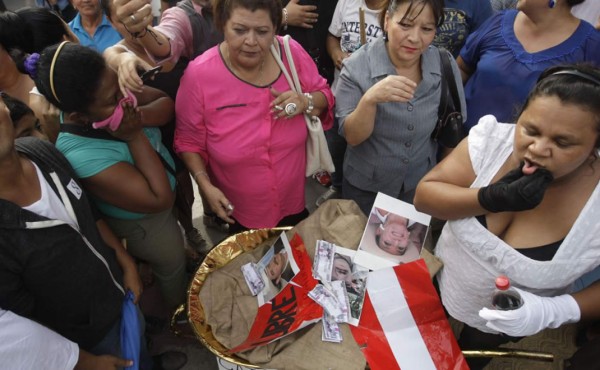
left=139, top=66, right=162, bottom=82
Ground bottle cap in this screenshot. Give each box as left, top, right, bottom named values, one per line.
left=495, top=275, right=510, bottom=290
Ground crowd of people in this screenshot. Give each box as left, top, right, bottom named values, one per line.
left=0, top=0, right=599, bottom=369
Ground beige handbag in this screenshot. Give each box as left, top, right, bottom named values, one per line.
left=270, top=35, right=335, bottom=177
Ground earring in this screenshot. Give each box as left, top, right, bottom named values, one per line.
left=548, top=0, right=556, bottom=8
left=383, top=31, right=388, bottom=41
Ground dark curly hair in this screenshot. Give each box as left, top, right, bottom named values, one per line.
left=14, top=43, right=106, bottom=114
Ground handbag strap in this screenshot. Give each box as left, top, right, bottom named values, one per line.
left=437, top=48, right=449, bottom=120
left=270, top=36, right=296, bottom=93
left=270, top=35, right=304, bottom=95
left=438, top=48, right=461, bottom=111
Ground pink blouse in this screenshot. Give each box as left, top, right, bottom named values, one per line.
left=174, top=36, right=334, bottom=228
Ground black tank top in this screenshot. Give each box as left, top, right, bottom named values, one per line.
left=475, top=215, right=561, bottom=261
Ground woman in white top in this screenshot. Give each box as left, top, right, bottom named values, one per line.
left=414, top=64, right=600, bottom=369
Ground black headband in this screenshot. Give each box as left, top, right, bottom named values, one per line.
left=546, top=69, right=600, bottom=87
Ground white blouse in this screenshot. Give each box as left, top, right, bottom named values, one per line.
left=436, top=115, right=600, bottom=333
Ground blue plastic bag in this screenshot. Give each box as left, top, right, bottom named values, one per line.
left=120, top=291, right=140, bottom=370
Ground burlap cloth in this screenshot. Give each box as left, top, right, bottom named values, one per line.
left=199, top=199, right=443, bottom=369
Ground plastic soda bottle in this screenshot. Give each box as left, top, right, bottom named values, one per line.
left=492, top=275, right=523, bottom=310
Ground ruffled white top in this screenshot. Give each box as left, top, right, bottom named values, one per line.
left=436, top=115, right=600, bottom=333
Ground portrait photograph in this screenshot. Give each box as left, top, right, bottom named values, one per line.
left=331, top=247, right=369, bottom=326
left=355, top=192, right=431, bottom=271
left=257, top=232, right=299, bottom=306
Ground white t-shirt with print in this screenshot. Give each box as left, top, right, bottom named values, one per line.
left=329, top=0, right=383, bottom=89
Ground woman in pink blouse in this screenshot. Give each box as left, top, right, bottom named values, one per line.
left=174, top=0, right=334, bottom=232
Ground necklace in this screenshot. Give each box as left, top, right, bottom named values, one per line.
left=223, top=45, right=265, bottom=85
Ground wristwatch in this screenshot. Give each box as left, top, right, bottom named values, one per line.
left=304, top=93, right=314, bottom=115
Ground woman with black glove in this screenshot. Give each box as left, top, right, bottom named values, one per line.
left=414, top=64, right=600, bottom=369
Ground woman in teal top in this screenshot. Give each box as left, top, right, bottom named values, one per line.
left=18, top=42, right=187, bottom=309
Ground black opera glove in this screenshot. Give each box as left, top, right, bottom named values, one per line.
left=477, top=165, right=554, bottom=213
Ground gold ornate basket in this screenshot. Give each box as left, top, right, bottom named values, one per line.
left=180, top=227, right=557, bottom=369
left=185, top=227, right=291, bottom=368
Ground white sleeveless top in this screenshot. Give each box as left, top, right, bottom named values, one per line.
left=436, top=115, right=600, bottom=333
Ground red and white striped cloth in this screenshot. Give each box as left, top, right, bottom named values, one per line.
left=350, top=260, right=468, bottom=370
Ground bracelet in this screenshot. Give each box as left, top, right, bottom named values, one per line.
left=193, top=170, right=209, bottom=182
left=123, top=24, right=148, bottom=39
left=303, top=93, right=314, bottom=115
left=282, top=8, right=288, bottom=31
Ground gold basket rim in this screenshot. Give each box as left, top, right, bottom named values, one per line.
left=186, top=227, right=292, bottom=368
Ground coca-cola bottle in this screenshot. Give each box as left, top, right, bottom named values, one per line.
left=491, top=275, right=523, bottom=310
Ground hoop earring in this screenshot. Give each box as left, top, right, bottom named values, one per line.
left=548, top=0, right=556, bottom=8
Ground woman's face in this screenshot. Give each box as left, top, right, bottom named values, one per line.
left=84, top=67, right=123, bottom=122
left=513, top=95, right=599, bottom=180
left=384, top=1, right=437, bottom=66
left=223, top=7, right=276, bottom=70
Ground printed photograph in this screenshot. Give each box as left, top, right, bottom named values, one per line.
left=355, top=192, right=431, bottom=270
left=257, top=232, right=299, bottom=306
left=331, top=247, right=368, bottom=326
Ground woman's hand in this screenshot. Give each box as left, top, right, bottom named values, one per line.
left=477, top=165, right=554, bottom=213
left=203, top=184, right=235, bottom=224
left=364, top=75, right=417, bottom=105
left=113, top=0, right=153, bottom=34
left=285, top=0, right=318, bottom=29
left=479, top=288, right=581, bottom=337
left=116, top=53, right=153, bottom=96
left=108, top=104, right=143, bottom=142
left=270, top=87, right=308, bottom=119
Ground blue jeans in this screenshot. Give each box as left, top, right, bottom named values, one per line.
left=325, top=118, right=347, bottom=189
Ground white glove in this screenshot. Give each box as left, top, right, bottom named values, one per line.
left=478, top=287, right=581, bottom=337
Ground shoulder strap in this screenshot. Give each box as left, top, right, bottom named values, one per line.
left=437, top=48, right=449, bottom=119
left=438, top=48, right=461, bottom=110
left=270, top=36, right=297, bottom=92
left=60, top=124, right=176, bottom=176
left=282, top=36, right=304, bottom=94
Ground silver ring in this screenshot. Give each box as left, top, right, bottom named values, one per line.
left=284, top=102, right=297, bottom=116
left=130, top=14, right=137, bottom=22
left=274, top=105, right=284, bottom=111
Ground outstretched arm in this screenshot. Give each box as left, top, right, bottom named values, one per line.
left=96, top=219, right=142, bottom=303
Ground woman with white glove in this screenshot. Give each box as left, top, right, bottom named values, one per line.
left=479, top=279, right=600, bottom=336
left=415, top=64, right=600, bottom=369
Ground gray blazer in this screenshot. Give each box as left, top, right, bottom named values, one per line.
left=336, top=37, right=466, bottom=197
